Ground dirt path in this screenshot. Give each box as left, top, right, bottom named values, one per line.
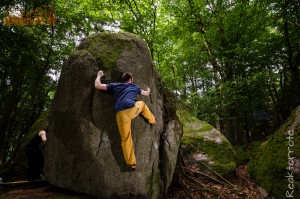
left=0, top=186, right=90, bottom=199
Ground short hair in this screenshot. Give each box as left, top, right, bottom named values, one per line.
left=121, top=72, right=133, bottom=82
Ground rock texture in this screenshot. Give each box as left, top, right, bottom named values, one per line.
left=44, top=32, right=182, bottom=199
left=178, top=111, right=237, bottom=175
left=249, top=105, right=300, bottom=199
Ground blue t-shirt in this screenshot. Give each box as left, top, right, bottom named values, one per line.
left=106, top=83, right=142, bottom=112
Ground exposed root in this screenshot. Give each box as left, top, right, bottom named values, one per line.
left=165, top=154, right=264, bottom=199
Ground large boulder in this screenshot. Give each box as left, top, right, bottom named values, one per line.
left=178, top=111, right=237, bottom=175
left=248, top=105, right=300, bottom=199
left=44, top=32, right=182, bottom=199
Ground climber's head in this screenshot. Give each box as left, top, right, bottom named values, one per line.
left=121, top=72, right=133, bottom=83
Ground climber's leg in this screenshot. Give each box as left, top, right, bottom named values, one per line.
left=116, top=109, right=136, bottom=166
left=134, top=101, right=156, bottom=125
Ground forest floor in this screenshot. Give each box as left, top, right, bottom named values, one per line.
left=0, top=164, right=265, bottom=199
left=164, top=164, right=265, bottom=199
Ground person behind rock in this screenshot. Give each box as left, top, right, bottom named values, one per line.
left=94, top=70, right=156, bottom=171
left=25, top=127, right=47, bottom=180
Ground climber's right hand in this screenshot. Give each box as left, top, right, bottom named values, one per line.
left=98, top=70, right=104, bottom=77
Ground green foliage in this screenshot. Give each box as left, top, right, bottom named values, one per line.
left=0, top=0, right=98, bottom=165
left=0, top=23, right=56, bottom=164
left=234, top=142, right=262, bottom=165
left=155, top=0, right=300, bottom=144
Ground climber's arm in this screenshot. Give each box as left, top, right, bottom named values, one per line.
left=141, top=87, right=150, bottom=96
left=94, top=70, right=107, bottom=90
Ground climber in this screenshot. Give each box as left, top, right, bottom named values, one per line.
left=94, top=70, right=156, bottom=171
left=25, top=126, right=47, bottom=180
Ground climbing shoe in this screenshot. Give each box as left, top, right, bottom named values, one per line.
left=129, top=164, right=136, bottom=172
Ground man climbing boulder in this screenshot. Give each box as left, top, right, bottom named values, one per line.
left=45, top=32, right=182, bottom=199
left=94, top=70, right=156, bottom=171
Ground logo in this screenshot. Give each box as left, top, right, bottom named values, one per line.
left=4, top=5, right=56, bottom=26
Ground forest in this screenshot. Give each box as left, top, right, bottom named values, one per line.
left=0, top=0, right=299, bottom=197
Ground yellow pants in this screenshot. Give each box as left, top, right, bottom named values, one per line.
left=116, top=101, right=155, bottom=166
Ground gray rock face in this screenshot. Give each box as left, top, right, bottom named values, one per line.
left=44, top=32, right=182, bottom=199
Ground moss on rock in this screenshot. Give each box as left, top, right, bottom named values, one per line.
left=20, top=111, right=49, bottom=148
left=234, top=142, right=262, bottom=165
left=248, top=106, right=300, bottom=199
left=178, top=111, right=237, bottom=175
left=76, top=32, right=138, bottom=70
